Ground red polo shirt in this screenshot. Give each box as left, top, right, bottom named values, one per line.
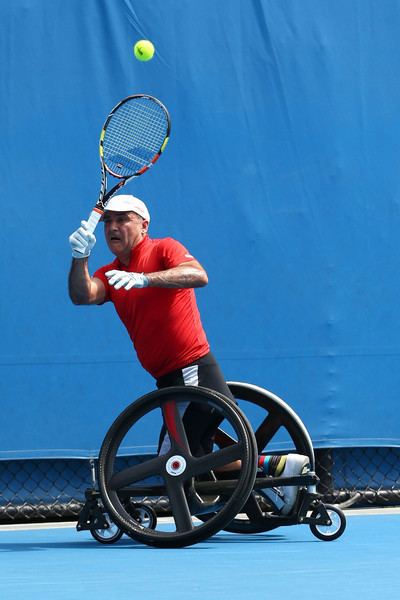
left=93, top=236, right=210, bottom=378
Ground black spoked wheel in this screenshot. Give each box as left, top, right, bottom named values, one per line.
left=309, top=504, right=346, bottom=541
left=220, top=382, right=315, bottom=534
left=98, top=386, right=258, bottom=548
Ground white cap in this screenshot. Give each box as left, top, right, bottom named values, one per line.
left=104, top=194, right=150, bottom=223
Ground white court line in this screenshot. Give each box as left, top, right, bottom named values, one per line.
left=0, top=521, right=77, bottom=531
left=343, top=506, right=400, bottom=516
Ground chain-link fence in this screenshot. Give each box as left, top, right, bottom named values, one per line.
left=315, top=447, right=400, bottom=508
left=0, top=456, right=169, bottom=523
left=1, top=447, right=399, bottom=523
left=0, top=458, right=88, bottom=523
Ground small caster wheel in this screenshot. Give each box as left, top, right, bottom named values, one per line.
left=309, top=504, right=346, bottom=541
left=127, top=502, right=157, bottom=529
left=90, top=512, right=124, bottom=544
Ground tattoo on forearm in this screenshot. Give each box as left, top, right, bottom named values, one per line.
left=147, top=266, right=207, bottom=288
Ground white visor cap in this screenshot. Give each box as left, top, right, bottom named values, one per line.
left=104, top=195, right=150, bottom=223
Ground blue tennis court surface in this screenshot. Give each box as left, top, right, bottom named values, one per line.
left=1, top=511, right=399, bottom=600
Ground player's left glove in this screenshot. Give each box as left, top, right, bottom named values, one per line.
left=105, top=270, right=149, bottom=290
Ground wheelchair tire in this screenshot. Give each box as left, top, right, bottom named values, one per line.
left=98, top=386, right=258, bottom=548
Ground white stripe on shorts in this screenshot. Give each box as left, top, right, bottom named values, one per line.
left=182, top=365, right=199, bottom=386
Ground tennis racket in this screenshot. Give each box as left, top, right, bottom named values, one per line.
left=85, top=94, right=171, bottom=233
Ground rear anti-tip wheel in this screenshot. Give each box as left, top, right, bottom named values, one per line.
left=309, top=504, right=346, bottom=541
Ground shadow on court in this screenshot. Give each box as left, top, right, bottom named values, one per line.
left=0, top=531, right=300, bottom=552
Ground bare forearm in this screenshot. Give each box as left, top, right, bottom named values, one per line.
left=146, top=264, right=208, bottom=288
left=68, top=258, right=94, bottom=304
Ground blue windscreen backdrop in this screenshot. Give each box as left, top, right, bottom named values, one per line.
left=1, top=0, right=400, bottom=458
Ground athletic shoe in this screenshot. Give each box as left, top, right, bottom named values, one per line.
left=259, top=453, right=310, bottom=515
left=279, top=454, right=310, bottom=515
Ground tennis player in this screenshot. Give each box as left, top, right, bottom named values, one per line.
left=68, top=194, right=309, bottom=514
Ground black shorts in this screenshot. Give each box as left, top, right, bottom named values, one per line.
left=156, top=352, right=234, bottom=456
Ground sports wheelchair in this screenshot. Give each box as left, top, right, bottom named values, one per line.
left=77, top=382, right=346, bottom=548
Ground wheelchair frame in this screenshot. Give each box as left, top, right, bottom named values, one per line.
left=77, top=382, right=346, bottom=547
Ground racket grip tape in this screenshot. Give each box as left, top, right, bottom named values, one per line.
left=86, top=209, right=103, bottom=233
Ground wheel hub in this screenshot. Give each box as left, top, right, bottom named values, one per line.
left=166, top=455, right=187, bottom=476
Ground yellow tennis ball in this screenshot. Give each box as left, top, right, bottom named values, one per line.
left=134, top=40, right=155, bottom=61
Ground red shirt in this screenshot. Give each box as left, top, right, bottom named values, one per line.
left=94, top=236, right=210, bottom=378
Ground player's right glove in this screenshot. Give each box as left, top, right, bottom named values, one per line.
left=69, top=220, right=96, bottom=258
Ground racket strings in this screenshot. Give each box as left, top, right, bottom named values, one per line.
left=103, top=98, right=169, bottom=177
left=109, top=103, right=166, bottom=152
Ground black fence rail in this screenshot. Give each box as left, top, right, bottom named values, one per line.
left=1, top=447, right=399, bottom=523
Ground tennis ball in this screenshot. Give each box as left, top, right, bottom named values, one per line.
left=134, top=40, right=155, bottom=62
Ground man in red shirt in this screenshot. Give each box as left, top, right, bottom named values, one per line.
left=68, top=194, right=309, bottom=514
left=68, top=194, right=233, bottom=454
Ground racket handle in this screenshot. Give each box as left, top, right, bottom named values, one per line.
left=86, top=209, right=103, bottom=233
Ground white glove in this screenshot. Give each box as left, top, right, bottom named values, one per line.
left=106, top=270, right=149, bottom=290
left=69, top=220, right=96, bottom=258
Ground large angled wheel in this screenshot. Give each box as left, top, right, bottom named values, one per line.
left=219, top=382, right=315, bottom=534
left=98, top=386, right=258, bottom=548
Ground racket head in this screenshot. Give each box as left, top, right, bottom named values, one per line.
left=100, top=94, right=171, bottom=179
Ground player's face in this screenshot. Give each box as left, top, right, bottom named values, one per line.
left=103, top=211, right=148, bottom=259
